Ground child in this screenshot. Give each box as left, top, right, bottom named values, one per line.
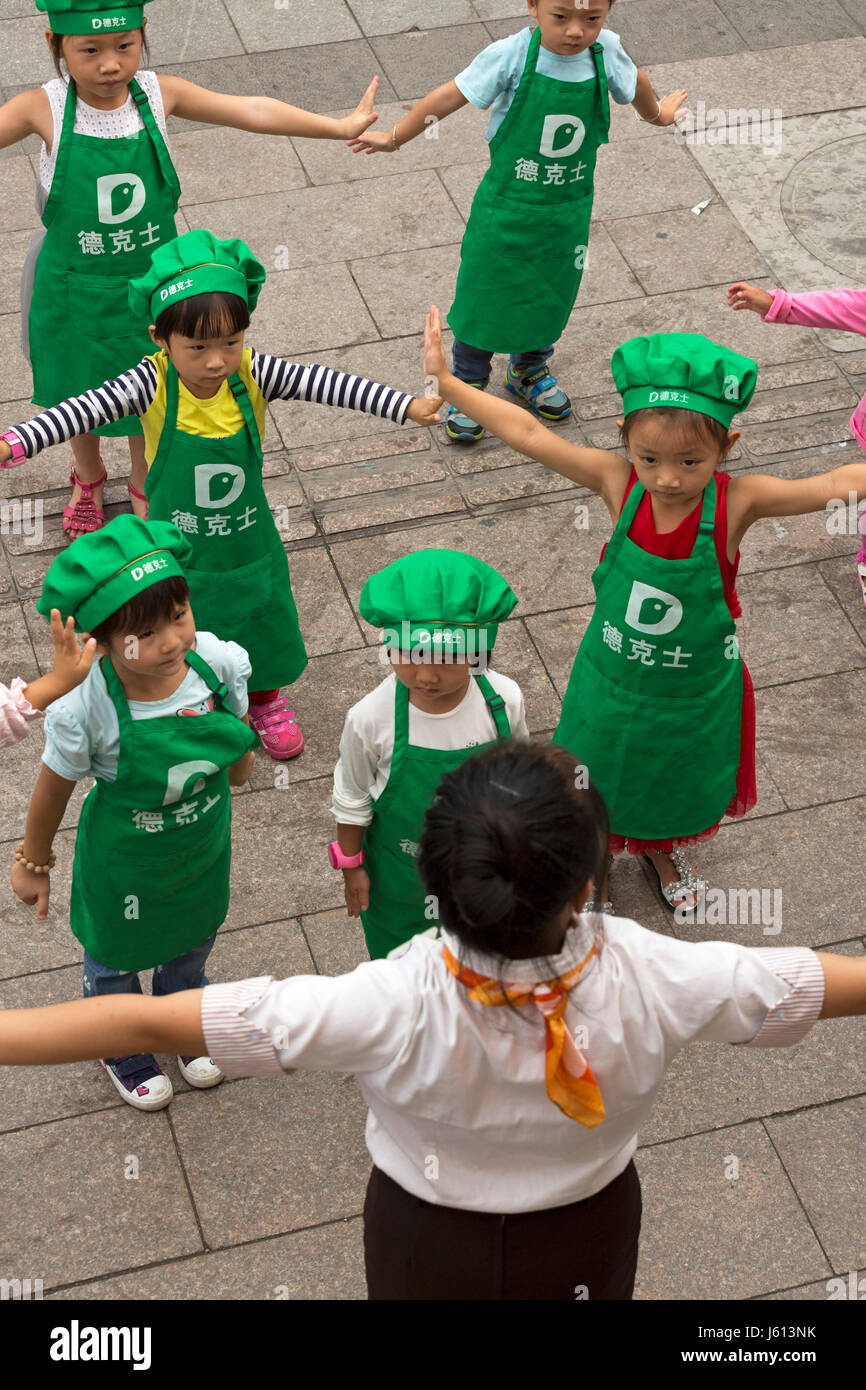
left=330, top=549, right=528, bottom=959
left=0, top=230, right=444, bottom=758
left=423, top=306, right=866, bottom=914
left=1, top=742, right=861, bottom=1300
left=10, top=515, right=258, bottom=1111
left=728, top=279, right=866, bottom=608
left=1, top=610, right=97, bottom=748
left=348, top=0, right=685, bottom=443
left=2, top=0, right=380, bottom=539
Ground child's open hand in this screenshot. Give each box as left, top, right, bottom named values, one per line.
left=407, top=326, right=445, bottom=427
left=423, top=305, right=448, bottom=388
left=339, top=76, right=380, bottom=142
left=49, top=611, right=97, bottom=694
left=657, top=89, right=689, bottom=125
left=346, top=124, right=396, bottom=155
left=727, top=282, right=774, bottom=315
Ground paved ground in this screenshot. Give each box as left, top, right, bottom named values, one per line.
left=1, top=1, right=865, bottom=1302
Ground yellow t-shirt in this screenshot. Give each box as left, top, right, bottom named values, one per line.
left=142, top=348, right=267, bottom=467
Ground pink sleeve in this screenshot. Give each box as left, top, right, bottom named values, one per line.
left=0, top=679, right=41, bottom=749
left=762, top=286, right=866, bottom=336
left=739, top=948, right=824, bottom=1047
left=201, top=977, right=288, bottom=1078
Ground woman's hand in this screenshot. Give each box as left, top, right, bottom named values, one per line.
left=727, top=282, right=774, bottom=315
left=11, top=861, right=50, bottom=920
left=338, top=76, right=380, bottom=141
left=343, top=866, right=370, bottom=918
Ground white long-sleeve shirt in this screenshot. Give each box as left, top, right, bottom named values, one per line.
left=331, top=670, right=529, bottom=826
left=202, top=918, right=825, bottom=1214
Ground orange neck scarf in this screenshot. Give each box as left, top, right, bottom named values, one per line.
left=442, top=943, right=605, bottom=1128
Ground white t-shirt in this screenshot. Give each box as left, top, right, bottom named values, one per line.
left=42, top=632, right=251, bottom=783
left=331, top=669, right=529, bottom=826
left=39, top=70, right=169, bottom=193
left=455, top=26, right=638, bottom=142
left=202, top=919, right=824, bottom=1213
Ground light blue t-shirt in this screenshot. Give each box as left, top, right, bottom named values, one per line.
left=455, top=26, right=638, bottom=141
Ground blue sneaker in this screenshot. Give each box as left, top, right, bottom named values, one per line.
left=445, top=382, right=486, bottom=443
left=505, top=363, right=572, bottom=422
left=101, top=1053, right=173, bottom=1111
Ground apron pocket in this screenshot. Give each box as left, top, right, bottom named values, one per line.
left=65, top=268, right=142, bottom=347
left=488, top=190, right=593, bottom=261
left=575, top=656, right=714, bottom=764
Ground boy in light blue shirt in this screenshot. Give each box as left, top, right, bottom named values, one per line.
left=349, top=1, right=686, bottom=442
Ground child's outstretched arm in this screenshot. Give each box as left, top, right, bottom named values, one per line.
left=423, top=307, right=625, bottom=501
left=631, top=70, right=688, bottom=127
left=0, top=361, right=155, bottom=467
left=817, top=953, right=866, bottom=1019
left=249, top=349, right=442, bottom=426
left=158, top=75, right=381, bottom=142
left=729, top=461, right=866, bottom=545
left=0, top=990, right=205, bottom=1067
left=729, top=281, right=866, bottom=337
left=347, top=79, right=467, bottom=154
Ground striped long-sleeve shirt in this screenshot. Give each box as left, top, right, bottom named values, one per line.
left=9, top=351, right=415, bottom=457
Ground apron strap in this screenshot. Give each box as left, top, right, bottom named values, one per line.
left=392, top=678, right=411, bottom=785
left=489, top=24, right=542, bottom=157
left=128, top=76, right=182, bottom=205
left=228, top=371, right=265, bottom=458
left=601, top=473, right=645, bottom=574
left=473, top=672, right=512, bottom=739
left=186, top=647, right=231, bottom=708
left=146, top=357, right=180, bottom=498
left=41, top=78, right=78, bottom=229
left=590, top=42, right=611, bottom=146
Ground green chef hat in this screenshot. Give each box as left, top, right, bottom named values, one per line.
left=359, top=549, right=518, bottom=658
left=35, top=0, right=153, bottom=34
left=37, top=515, right=192, bottom=633
left=128, top=229, right=267, bottom=323
left=611, top=332, right=758, bottom=429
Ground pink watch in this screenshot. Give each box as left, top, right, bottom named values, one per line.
left=0, top=430, right=26, bottom=467
left=328, top=841, right=365, bottom=870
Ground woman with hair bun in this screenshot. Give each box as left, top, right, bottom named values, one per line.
left=1, top=743, right=863, bottom=1299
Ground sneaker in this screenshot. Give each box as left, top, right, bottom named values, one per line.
left=101, top=1054, right=173, bottom=1111
left=504, top=363, right=572, bottom=422
left=178, top=1055, right=225, bottom=1089
left=249, top=694, right=304, bottom=760
left=445, top=383, right=486, bottom=443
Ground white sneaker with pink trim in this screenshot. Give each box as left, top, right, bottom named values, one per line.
left=248, top=695, right=304, bottom=760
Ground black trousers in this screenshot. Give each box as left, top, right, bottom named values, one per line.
left=364, top=1159, right=642, bottom=1301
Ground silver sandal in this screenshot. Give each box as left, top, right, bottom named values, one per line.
left=641, top=847, right=708, bottom=915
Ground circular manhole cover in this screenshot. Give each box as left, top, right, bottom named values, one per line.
left=781, top=135, right=866, bottom=280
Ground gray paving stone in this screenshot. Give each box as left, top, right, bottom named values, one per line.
left=817, top=553, right=866, bottom=617
left=0, top=1107, right=202, bottom=1289
left=292, top=428, right=433, bottom=473
left=0, top=15, right=56, bottom=88
left=246, top=40, right=398, bottom=110
left=330, top=496, right=606, bottom=626
left=634, top=1123, right=831, bottom=1300
left=592, top=133, right=714, bottom=220
left=302, top=907, right=372, bottom=976
left=300, top=451, right=448, bottom=504
left=738, top=506, right=863, bottom=577
left=670, top=800, right=866, bottom=949
left=642, top=942, right=866, bottom=1145
left=765, top=1098, right=866, bottom=1274
left=316, top=477, right=466, bottom=535
left=605, top=202, right=769, bottom=294
left=145, top=0, right=245, bottom=65
left=0, top=228, right=32, bottom=317
left=0, top=312, right=30, bottom=403
left=745, top=410, right=859, bottom=457
left=286, top=543, right=364, bottom=656
left=472, top=0, right=529, bottom=19
left=49, top=1217, right=367, bottom=1300
left=370, top=22, right=491, bottom=98
left=737, top=564, right=866, bottom=688
left=170, top=1071, right=369, bottom=1246
left=353, top=1, right=477, bottom=36
left=223, top=782, right=343, bottom=928
left=0, top=154, right=39, bottom=237
left=248, top=263, right=379, bottom=356
left=608, top=0, right=744, bottom=63
left=738, top=377, right=859, bottom=427
left=223, top=0, right=361, bottom=52
left=458, top=460, right=578, bottom=507
left=173, top=126, right=309, bottom=207
left=716, top=0, right=860, bottom=49
left=756, top=674, right=865, bottom=810
left=761, top=1268, right=866, bottom=1300
left=351, top=243, right=463, bottom=341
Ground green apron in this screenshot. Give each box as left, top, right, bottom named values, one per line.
left=360, top=673, right=512, bottom=960
left=145, top=362, right=308, bottom=692
left=29, top=77, right=180, bottom=437
left=70, top=648, right=258, bottom=971
left=448, top=27, right=609, bottom=354
left=554, top=478, right=742, bottom=841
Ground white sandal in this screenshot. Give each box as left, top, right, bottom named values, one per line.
left=641, top=847, right=708, bottom=915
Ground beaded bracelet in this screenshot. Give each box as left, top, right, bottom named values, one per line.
left=15, top=843, right=56, bottom=875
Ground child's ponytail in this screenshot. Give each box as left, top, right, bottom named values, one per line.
left=418, top=743, right=609, bottom=959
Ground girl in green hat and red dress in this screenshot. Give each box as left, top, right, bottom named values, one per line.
left=0, top=230, right=443, bottom=758
left=423, top=306, right=866, bottom=915
left=348, top=0, right=685, bottom=443
left=11, top=514, right=259, bottom=1111
left=330, top=549, right=529, bottom=960
left=1, top=0, right=382, bottom=541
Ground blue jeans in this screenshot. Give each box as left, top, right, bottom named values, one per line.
left=451, top=339, right=554, bottom=389
left=83, top=935, right=217, bottom=1059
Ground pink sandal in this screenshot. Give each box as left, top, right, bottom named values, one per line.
left=62, top=465, right=107, bottom=541
left=127, top=479, right=149, bottom=520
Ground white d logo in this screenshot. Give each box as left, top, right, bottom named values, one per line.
left=624, top=581, right=683, bottom=636
left=194, top=463, right=245, bottom=510
left=96, top=172, right=146, bottom=225
left=539, top=114, right=585, bottom=158
left=163, top=760, right=220, bottom=806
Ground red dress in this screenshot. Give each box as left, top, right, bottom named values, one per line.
left=601, top=468, right=757, bottom=855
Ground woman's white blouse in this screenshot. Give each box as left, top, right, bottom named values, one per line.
left=202, top=916, right=824, bottom=1214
